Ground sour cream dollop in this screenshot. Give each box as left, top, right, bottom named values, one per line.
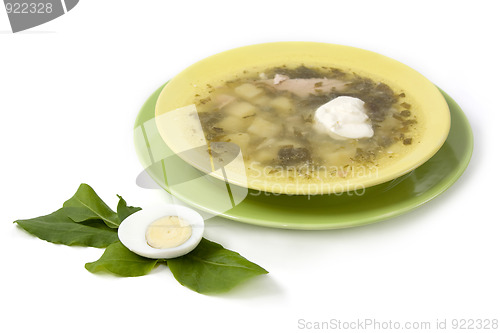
left=314, top=96, right=374, bottom=140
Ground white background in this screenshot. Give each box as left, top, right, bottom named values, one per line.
left=1, top=1, right=498, bottom=332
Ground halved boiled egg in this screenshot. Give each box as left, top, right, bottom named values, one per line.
left=118, top=204, right=204, bottom=259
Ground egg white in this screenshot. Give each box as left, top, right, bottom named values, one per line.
left=118, top=204, right=204, bottom=259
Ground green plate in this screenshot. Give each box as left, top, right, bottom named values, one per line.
left=134, top=84, right=473, bottom=230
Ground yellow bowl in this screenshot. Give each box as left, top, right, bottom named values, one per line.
left=155, top=42, right=450, bottom=195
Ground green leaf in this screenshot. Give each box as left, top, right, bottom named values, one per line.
left=167, top=238, right=268, bottom=294
left=14, top=209, right=119, bottom=248
left=63, top=183, right=120, bottom=228
left=116, top=195, right=142, bottom=222
left=85, top=242, right=158, bottom=277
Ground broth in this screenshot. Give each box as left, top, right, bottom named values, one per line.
left=194, top=65, right=419, bottom=185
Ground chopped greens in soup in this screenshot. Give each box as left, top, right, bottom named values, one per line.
left=194, top=65, right=418, bottom=184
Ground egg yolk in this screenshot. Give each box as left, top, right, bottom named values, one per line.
left=146, top=216, right=192, bottom=249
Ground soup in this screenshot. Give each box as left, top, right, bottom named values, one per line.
left=154, top=43, right=450, bottom=195
left=193, top=65, right=419, bottom=189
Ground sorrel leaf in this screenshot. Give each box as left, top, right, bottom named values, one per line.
left=63, top=183, right=120, bottom=228
left=85, top=242, right=158, bottom=277
left=116, top=195, right=142, bottom=222
left=15, top=208, right=119, bottom=248
left=168, top=238, right=268, bottom=294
